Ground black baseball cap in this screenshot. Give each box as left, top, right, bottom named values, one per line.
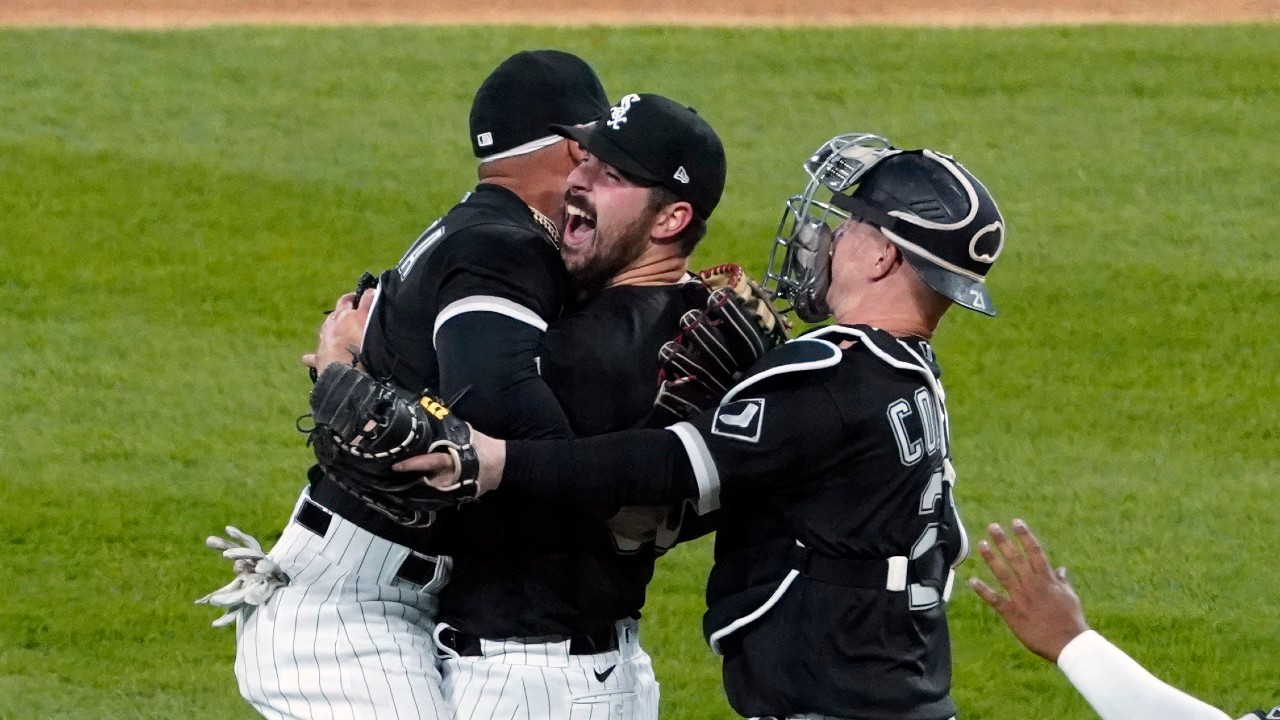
left=469, top=50, right=609, bottom=160
left=551, top=93, right=727, bottom=220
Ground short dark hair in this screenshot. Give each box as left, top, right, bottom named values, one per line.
left=647, top=185, right=707, bottom=257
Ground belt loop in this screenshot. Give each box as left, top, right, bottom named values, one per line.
left=295, top=497, right=333, bottom=538
left=885, top=556, right=909, bottom=591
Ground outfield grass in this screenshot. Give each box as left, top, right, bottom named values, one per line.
left=1, top=24, right=1277, bottom=720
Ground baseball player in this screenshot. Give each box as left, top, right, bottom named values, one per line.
left=429, top=93, right=746, bottom=720
left=200, top=50, right=609, bottom=720
left=305, top=93, right=777, bottom=719
left=398, top=135, right=1008, bottom=720
left=971, top=519, right=1279, bottom=720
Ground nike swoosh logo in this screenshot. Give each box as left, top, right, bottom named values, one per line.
left=593, top=665, right=616, bottom=682
left=718, top=404, right=759, bottom=428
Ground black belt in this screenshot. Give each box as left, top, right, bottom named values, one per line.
left=295, top=497, right=439, bottom=586
left=788, top=544, right=948, bottom=590
left=437, top=624, right=619, bottom=657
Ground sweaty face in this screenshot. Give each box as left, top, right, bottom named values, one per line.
left=562, top=154, right=657, bottom=295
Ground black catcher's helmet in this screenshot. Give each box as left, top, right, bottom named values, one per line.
left=765, top=134, right=1006, bottom=321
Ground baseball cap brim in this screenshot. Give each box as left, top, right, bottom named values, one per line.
left=550, top=123, right=663, bottom=185
left=901, top=248, right=997, bottom=317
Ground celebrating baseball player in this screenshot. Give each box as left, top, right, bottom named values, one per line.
left=199, top=49, right=610, bottom=720
left=200, top=52, right=783, bottom=718
left=971, top=519, right=1279, bottom=720
left=384, top=134, right=1008, bottom=720
left=423, top=93, right=780, bottom=720
left=306, top=93, right=777, bottom=720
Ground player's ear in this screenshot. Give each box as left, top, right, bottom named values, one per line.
left=566, top=139, right=587, bottom=166
left=650, top=201, right=693, bottom=242
left=869, top=232, right=901, bottom=281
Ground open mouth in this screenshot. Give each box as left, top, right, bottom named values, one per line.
left=563, top=203, right=597, bottom=249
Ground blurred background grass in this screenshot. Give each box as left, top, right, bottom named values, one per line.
left=1, top=24, right=1277, bottom=719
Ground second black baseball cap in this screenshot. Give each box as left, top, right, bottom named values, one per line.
left=469, top=50, right=609, bottom=160
left=551, top=93, right=727, bottom=220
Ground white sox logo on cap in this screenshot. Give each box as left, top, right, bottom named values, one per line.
left=606, top=93, right=641, bottom=131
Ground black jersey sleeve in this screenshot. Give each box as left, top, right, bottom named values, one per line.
left=681, top=370, right=849, bottom=499
left=501, top=366, right=849, bottom=511
left=503, top=429, right=701, bottom=510
left=431, top=224, right=572, bottom=439
left=436, top=313, right=572, bottom=439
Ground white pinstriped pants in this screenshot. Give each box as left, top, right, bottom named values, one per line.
left=234, top=491, right=452, bottom=719
left=437, top=618, right=659, bottom=720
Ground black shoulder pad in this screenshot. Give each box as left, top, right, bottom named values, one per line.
left=722, top=338, right=842, bottom=403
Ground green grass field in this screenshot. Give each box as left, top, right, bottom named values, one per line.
left=1, top=23, right=1277, bottom=720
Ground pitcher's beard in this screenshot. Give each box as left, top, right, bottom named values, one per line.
left=565, top=210, right=653, bottom=303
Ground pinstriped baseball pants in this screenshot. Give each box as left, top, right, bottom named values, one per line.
left=437, top=618, right=660, bottom=720
left=234, top=490, right=451, bottom=719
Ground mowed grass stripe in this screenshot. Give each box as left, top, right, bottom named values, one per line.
left=1, top=24, right=1277, bottom=719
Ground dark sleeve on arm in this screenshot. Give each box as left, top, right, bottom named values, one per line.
left=432, top=226, right=572, bottom=439
left=501, top=371, right=849, bottom=510
left=503, top=429, right=701, bottom=507
left=436, top=313, right=572, bottom=440
left=684, top=373, right=849, bottom=498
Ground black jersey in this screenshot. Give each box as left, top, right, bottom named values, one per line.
left=310, top=183, right=572, bottom=552
left=503, top=324, right=968, bottom=720
left=435, top=281, right=706, bottom=638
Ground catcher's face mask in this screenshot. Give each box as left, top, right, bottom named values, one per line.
left=764, top=133, right=897, bottom=322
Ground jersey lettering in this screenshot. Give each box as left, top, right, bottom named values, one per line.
left=908, top=468, right=951, bottom=611
left=396, top=221, right=446, bottom=279
left=889, top=390, right=944, bottom=466
left=915, top=387, right=941, bottom=456
left=887, top=399, right=922, bottom=465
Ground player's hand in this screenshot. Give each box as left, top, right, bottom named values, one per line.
left=393, top=430, right=505, bottom=497
left=302, top=290, right=375, bottom=373
left=968, top=519, right=1089, bottom=663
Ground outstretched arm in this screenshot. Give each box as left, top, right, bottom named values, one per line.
left=393, top=427, right=701, bottom=509
left=970, top=520, right=1232, bottom=720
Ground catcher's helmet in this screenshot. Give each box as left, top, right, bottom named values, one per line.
left=765, top=134, right=1006, bottom=321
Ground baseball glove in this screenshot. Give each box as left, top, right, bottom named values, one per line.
left=306, top=363, right=480, bottom=526
left=653, top=264, right=790, bottom=422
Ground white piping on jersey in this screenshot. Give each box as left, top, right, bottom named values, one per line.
left=708, top=564, right=801, bottom=656
left=666, top=421, right=721, bottom=516
left=721, top=338, right=843, bottom=404
left=478, top=134, right=564, bottom=164
left=360, top=285, right=382, bottom=350
left=432, top=295, right=548, bottom=349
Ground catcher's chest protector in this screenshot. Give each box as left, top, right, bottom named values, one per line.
left=699, top=325, right=964, bottom=720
